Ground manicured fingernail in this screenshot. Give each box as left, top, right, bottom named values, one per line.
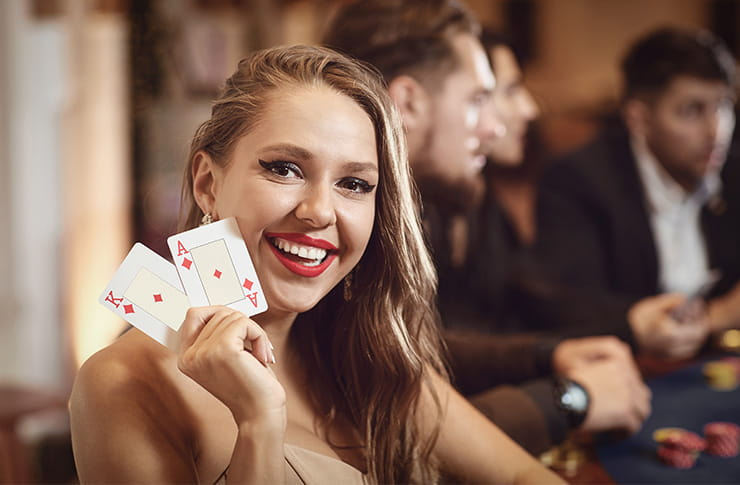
left=270, top=349, right=277, bottom=364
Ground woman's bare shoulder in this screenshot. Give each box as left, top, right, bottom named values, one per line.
left=72, top=329, right=174, bottom=403
left=69, top=330, right=208, bottom=482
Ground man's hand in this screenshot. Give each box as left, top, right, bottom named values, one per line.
left=567, top=358, right=651, bottom=433
left=628, top=293, right=709, bottom=360
left=707, top=282, right=740, bottom=332
left=552, top=336, right=633, bottom=374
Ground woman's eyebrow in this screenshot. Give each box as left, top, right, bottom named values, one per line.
left=257, top=143, right=313, bottom=160
left=342, top=161, right=379, bottom=173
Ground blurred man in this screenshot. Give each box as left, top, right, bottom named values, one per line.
left=480, top=32, right=540, bottom=168
left=325, top=0, right=498, bottom=212
left=533, top=27, right=740, bottom=359
left=437, top=30, right=543, bottom=338
left=324, top=2, right=650, bottom=455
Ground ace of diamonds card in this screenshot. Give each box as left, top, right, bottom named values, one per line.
left=167, top=217, right=268, bottom=316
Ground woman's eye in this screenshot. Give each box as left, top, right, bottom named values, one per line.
left=259, top=159, right=302, bottom=178
left=339, top=177, right=376, bottom=194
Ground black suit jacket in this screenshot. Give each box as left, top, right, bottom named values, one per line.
left=531, top=120, right=740, bottom=342
left=425, top=199, right=570, bottom=454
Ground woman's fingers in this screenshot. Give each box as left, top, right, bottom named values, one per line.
left=202, top=310, right=276, bottom=366
left=178, top=306, right=229, bottom=351
left=179, top=306, right=275, bottom=367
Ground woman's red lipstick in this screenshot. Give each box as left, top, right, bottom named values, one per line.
left=265, top=232, right=338, bottom=277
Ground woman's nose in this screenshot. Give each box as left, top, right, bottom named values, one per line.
left=295, top=183, right=337, bottom=228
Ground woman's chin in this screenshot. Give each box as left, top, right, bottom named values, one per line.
left=263, top=292, right=326, bottom=316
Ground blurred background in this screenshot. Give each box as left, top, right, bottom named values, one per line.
left=0, top=0, right=738, bottom=481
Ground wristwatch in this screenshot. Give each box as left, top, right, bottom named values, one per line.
left=553, top=377, right=590, bottom=428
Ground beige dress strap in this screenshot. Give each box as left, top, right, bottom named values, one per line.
left=214, top=444, right=366, bottom=485
left=284, top=444, right=366, bottom=485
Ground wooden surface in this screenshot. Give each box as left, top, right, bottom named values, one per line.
left=0, top=385, right=66, bottom=484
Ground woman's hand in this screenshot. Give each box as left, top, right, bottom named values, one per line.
left=176, top=306, right=286, bottom=425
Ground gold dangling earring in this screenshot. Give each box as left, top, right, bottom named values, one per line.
left=201, top=212, right=213, bottom=226
left=343, top=271, right=353, bottom=302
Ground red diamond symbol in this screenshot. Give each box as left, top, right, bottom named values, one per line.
left=124, top=304, right=135, bottom=314
left=181, top=258, right=192, bottom=270
left=213, top=269, right=222, bottom=279
left=153, top=294, right=163, bottom=303
left=243, top=278, right=253, bottom=291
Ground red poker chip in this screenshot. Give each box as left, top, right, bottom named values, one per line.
left=704, top=422, right=740, bottom=457
left=704, top=422, right=740, bottom=438
left=706, top=438, right=739, bottom=457
left=703, top=422, right=739, bottom=457
left=662, top=431, right=706, bottom=452
left=720, top=356, right=740, bottom=372
left=657, top=445, right=697, bottom=469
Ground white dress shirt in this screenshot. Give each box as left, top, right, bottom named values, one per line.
left=631, top=138, right=722, bottom=295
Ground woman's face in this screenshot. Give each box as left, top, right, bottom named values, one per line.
left=200, top=85, right=379, bottom=315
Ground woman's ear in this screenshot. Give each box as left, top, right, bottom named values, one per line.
left=192, top=151, right=219, bottom=218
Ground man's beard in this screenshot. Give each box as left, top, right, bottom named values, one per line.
left=412, top=126, right=486, bottom=213
left=414, top=170, right=486, bottom=214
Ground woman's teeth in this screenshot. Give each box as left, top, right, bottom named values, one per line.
left=272, top=238, right=328, bottom=265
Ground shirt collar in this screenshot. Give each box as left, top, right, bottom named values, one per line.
left=630, top=135, right=722, bottom=214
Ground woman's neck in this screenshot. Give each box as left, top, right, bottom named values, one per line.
left=253, top=309, right=298, bottom=353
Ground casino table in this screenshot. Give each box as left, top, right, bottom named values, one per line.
left=555, top=354, right=740, bottom=484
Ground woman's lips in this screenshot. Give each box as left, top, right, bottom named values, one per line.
left=266, top=232, right=338, bottom=250
left=265, top=232, right=338, bottom=277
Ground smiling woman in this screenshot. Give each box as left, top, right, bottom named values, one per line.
left=192, top=84, right=380, bottom=310
left=68, top=44, right=562, bottom=485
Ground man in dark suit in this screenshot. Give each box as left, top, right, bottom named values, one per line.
left=534, top=27, right=740, bottom=360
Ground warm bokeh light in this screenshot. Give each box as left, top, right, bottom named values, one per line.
left=63, top=10, right=131, bottom=367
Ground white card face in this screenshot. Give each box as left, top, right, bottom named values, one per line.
left=99, top=243, right=188, bottom=346
left=167, top=217, right=268, bottom=316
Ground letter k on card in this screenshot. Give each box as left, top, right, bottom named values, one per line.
left=99, top=243, right=189, bottom=346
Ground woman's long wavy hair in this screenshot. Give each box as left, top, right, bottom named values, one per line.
left=179, top=45, right=448, bottom=483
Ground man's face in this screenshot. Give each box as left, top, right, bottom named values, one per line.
left=413, top=32, right=498, bottom=210
left=640, top=75, right=735, bottom=189
left=480, top=46, right=540, bottom=167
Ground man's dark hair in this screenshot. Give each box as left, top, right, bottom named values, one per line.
left=621, top=27, right=736, bottom=100
left=480, top=28, right=519, bottom=68
left=322, top=0, right=480, bottom=88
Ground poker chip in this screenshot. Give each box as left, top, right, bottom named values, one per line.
left=718, top=329, right=740, bottom=352
left=662, top=431, right=706, bottom=453
left=703, top=361, right=738, bottom=390
left=657, top=444, right=697, bottom=469
left=652, top=427, right=686, bottom=443
left=704, top=422, right=740, bottom=457
left=653, top=429, right=705, bottom=469
left=721, top=356, right=740, bottom=374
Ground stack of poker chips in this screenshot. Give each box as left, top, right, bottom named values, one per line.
left=703, top=358, right=740, bottom=390
left=655, top=431, right=706, bottom=469
left=704, top=361, right=737, bottom=391
left=704, top=422, right=740, bottom=457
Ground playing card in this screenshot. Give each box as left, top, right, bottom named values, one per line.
left=99, top=243, right=189, bottom=346
left=167, top=217, right=268, bottom=316
left=671, top=269, right=722, bottom=323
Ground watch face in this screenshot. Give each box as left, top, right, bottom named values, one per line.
left=562, top=383, right=589, bottom=412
